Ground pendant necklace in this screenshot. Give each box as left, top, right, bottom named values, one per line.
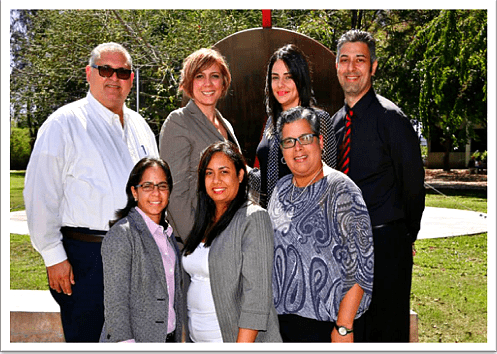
left=290, top=166, right=323, bottom=203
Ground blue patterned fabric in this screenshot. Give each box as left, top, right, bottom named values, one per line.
left=268, top=169, right=374, bottom=322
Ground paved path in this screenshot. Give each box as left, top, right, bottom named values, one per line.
left=10, top=208, right=488, bottom=239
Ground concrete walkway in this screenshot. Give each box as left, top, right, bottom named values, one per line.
left=10, top=207, right=488, bottom=239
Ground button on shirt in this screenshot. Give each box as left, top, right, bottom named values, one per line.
left=24, top=92, right=158, bottom=266
left=331, top=88, right=425, bottom=240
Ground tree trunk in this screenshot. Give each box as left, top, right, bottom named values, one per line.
left=351, top=10, right=358, bottom=29
left=442, top=137, right=451, bottom=172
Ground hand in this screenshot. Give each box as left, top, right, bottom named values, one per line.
left=331, top=327, right=353, bottom=343
left=47, top=259, right=75, bottom=295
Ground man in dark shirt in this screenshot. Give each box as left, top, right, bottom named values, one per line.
left=331, top=29, right=425, bottom=342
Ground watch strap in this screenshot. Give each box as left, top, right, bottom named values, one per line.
left=334, top=323, right=353, bottom=335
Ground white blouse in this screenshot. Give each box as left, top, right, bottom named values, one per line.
left=182, top=243, right=222, bottom=342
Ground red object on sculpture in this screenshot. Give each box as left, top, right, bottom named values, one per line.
left=262, top=10, right=272, bottom=28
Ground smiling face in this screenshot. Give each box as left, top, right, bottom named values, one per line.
left=86, top=51, right=134, bottom=117
left=192, top=63, right=224, bottom=112
left=271, top=59, right=300, bottom=111
left=281, top=118, right=324, bottom=187
left=204, top=152, right=244, bottom=219
left=336, top=41, right=378, bottom=107
left=131, top=165, right=169, bottom=224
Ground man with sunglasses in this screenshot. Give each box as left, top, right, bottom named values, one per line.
left=24, top=42, right=158, bottom=342
left=331, top=30, right=425, bottom=342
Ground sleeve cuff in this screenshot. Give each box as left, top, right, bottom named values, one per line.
left=41, top=243, right=68, bottom=267
left=238, top=311, right=269, bottom=331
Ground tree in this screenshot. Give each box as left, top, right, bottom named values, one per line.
left=10, top=9, right=488, bottom=170
left=10, top=10, right=263, bottom=143
left=405, top=10, right=487, bottom=171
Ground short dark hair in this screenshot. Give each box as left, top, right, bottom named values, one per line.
left=110, top=157, right=173, bottom=227
left=183, top=141, right=249, bottom=255
left=277, top=106, right=320, bottom=141
left=336, top=30, right=377, bottom=65
left=265, top=44, right=316, bottom=134
left=179, top=48, right=231, bottom=99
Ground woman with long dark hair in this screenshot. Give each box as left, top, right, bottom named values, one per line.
left=182, top=141, right=281, bottom=343
left=251, top=44, right=337, bottom=208
left=100, top=157, right=183, bottom=343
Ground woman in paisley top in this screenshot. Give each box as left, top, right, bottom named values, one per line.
left=267, top=106, right=374, bottom=343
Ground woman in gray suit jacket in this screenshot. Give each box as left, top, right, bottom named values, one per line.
left=159, top=48, right=240, bottom=245
left=182, top=142, right=281, bottom=343
left=100, top=157, right=184, bottom=343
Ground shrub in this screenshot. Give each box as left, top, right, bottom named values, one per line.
left=10, top=127, right=32, bottom=170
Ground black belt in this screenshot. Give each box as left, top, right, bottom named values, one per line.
left=61, top=226, right=106, bottom=243
left=372, top=219, right=405, bottom=230
left=166, top=330, right=176, bottom=342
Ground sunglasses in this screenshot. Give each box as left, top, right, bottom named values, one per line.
left=90, top=64, right=132, bottom=80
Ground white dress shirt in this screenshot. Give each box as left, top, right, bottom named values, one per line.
left=24, top=92, right=158, bottom=267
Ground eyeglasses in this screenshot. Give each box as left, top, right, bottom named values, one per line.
left=135, top=182, right=169, bottom=192
left=280, top=133, right=318, bottom=149
left=91, top=64, right=132, bottom=80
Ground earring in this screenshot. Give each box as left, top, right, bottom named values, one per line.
left=281, top=157, right=286, bottom=165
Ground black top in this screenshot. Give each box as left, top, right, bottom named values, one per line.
left=331, top=88, right=425, bottom=241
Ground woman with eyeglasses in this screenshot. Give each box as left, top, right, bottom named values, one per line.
left=268, top=106, right=374, bottom=343
left=160, top=48, right=241, bottom=245
left=250, top=44, right=338, bottom=208
left=99, top=157, right=184, bottom=343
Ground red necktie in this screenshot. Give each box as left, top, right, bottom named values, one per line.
left=339, top=110, right=352, bottom=174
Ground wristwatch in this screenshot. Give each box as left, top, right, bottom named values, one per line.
left=334, top=323, right=353, bottom=336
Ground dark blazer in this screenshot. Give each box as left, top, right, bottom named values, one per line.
left=100, top=208, right=184, bottom=342
left=159, top=99, right=240, bottom=242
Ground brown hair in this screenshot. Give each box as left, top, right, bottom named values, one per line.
left=179, top=48, right=231, bottom=99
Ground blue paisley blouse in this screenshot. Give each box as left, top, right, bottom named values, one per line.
left=268, top=168, right=374, bottom=322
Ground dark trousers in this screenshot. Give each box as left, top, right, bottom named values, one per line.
left=278, top=314, right=334, bottom=342
left=354, top=223, right=413, bottom=342
left=49, top=238, right=104, bottom=342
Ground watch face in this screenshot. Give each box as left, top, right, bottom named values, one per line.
left=338, top=327, right=348, bottom=336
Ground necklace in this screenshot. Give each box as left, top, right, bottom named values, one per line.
left=290, top=166, right=323, bottom=203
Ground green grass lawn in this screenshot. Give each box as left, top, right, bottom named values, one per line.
left=413, top=188, right=487, bottom=343
left=9, top=171, right=488, bottom=343
left=10, top=171, right=26, bottom=211
left=10, top=233, right=47, bottom=290
left=412, top=234, right=487, bottom=343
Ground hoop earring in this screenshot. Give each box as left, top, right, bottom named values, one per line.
left=281, top=157, right=286, bottom=165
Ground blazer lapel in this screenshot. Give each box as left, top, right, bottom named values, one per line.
left=186, top=100, right=225, bottom=140
left=128, top=209, right=169, bottom=293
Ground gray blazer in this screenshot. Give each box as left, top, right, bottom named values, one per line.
left=159, top=100, right=240, bottom=242
left=184, top=203, right=282, bottom=342
left=100, top=208, right=184, bottom=342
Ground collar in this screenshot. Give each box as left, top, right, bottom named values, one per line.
left=134, top=207, right=173, bottom=237
left=346, top=87, right=376, bottom=118
left=87, top=91, right=128, bottom=126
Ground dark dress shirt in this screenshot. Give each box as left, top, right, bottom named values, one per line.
left=332, top=88, right=425, bottom=241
